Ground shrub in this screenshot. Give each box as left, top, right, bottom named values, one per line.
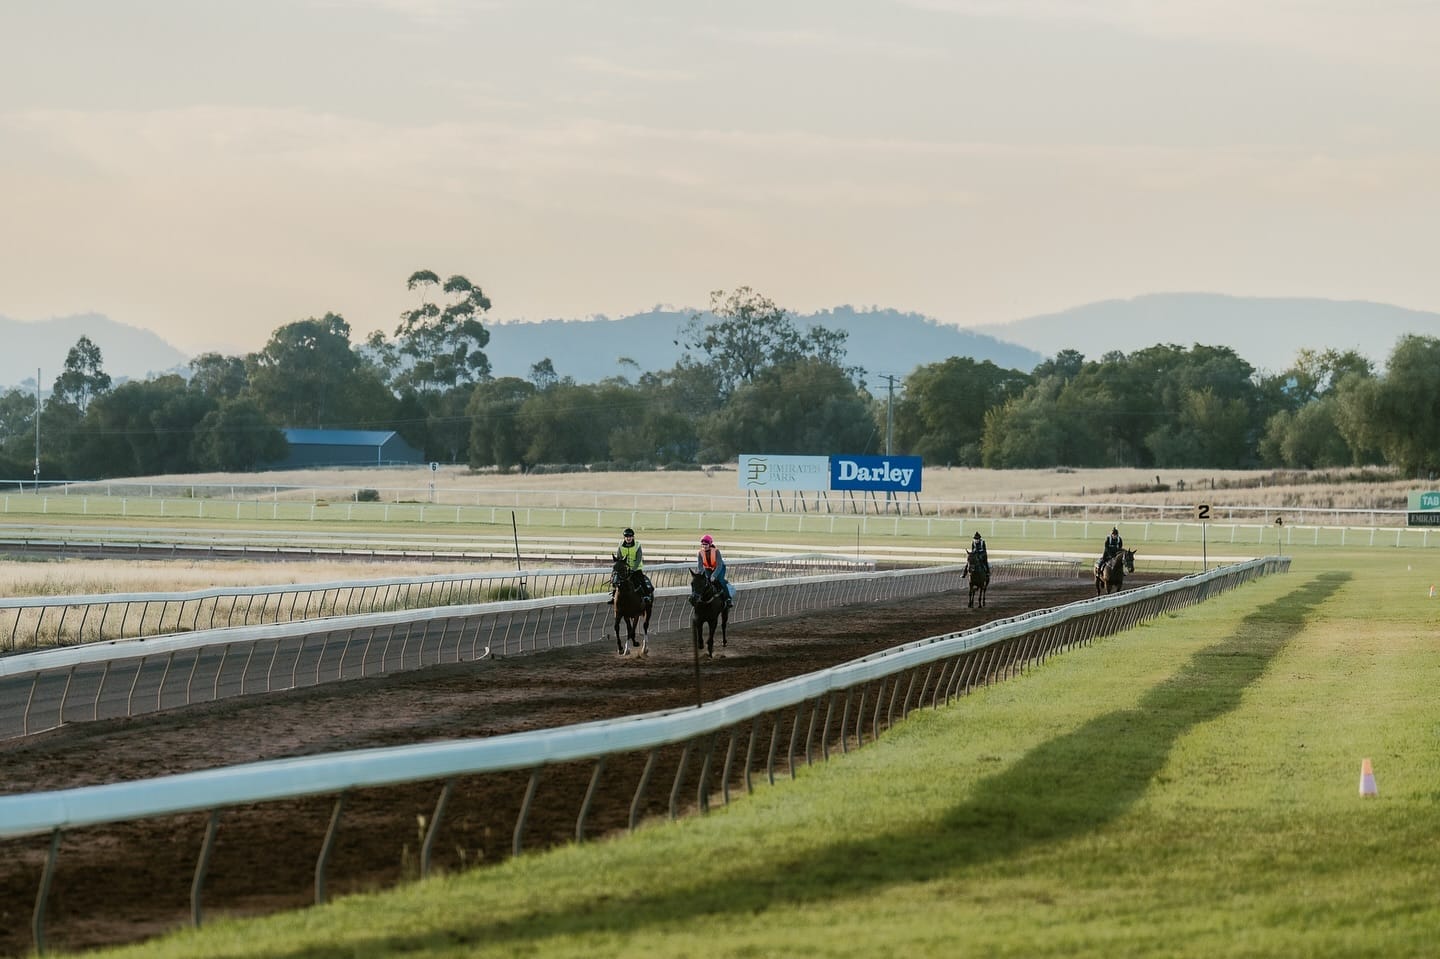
left=486, top=584, right=530, bottom=601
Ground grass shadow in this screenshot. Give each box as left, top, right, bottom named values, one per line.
left=228, top=573, right=1350, bottom=958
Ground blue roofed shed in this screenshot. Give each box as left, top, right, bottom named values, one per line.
left=273, top=429, right=425, bottom=468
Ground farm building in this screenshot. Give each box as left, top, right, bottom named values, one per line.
left=270, top=429, right=425, bottom=469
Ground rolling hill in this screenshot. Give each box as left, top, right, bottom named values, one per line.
left=2, top=312, right=187, bottom=390
left=8, top=293, right=1440, bottom=391
left=482, top=306, right=1043, bottom=384
left=966, top=293, right=1440, bottom=374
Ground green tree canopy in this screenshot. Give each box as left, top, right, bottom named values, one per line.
left=700, top=359, right=875, bottom=459
left=1334, top=335, right=1440, bottom=474
left=894, top=357, right=1031, bottom=466
left=51, top=335, right=111, bottom=413
left=1258, top=398, right=1356, bottom=468
left=0, top=388, right=38, bottom=463
left=70, top=375, right=213, bottom=477
left=246, top=313, right=390, bottom=428
left=191, top=399, right=288, bottom=471
left=981, top=373, right=1106, bottom=468
left=467, top=377, right=538, bottom=470
left=1257, top=347, right=1376, bottom=468
left=679, top=287, right=853, bottom=400
left=188, top=352, right=249, bottom=401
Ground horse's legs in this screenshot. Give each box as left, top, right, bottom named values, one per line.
left=720, top=609, right=728, bottom=649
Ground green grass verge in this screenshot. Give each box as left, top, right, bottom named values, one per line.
left=69, top=549, right=1440, bottom=958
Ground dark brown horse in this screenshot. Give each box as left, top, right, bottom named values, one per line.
left=963, top=548, right=990, bottom=608
left=1095, top=547, right=1136, bottom=595
left=611, top=555, right=651, bottom=655
left=688, top=568, right=729, bottom=657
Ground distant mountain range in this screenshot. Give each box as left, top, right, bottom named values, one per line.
left=1, top=313, right=187, bottom=391
left=6, top=293, right=1439, bottom=390
left=968, top=293, right=1440, bottom=374
left=483, top=306, right=1043, bottom=385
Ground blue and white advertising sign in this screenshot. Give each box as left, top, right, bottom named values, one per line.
left=738, top=454, right=831, bottom=491
left=829, top=455, right=923, bottom=492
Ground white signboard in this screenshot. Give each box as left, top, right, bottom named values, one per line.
left=738, top=454, right=831, bottom=491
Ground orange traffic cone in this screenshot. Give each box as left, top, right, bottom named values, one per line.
left=1359, top=758, right=1378, bottom=798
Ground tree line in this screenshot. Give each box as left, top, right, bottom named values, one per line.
left=3, top=276, right=1437, bottom=479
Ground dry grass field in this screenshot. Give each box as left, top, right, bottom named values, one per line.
left=88, top=463, right=1417, bottom=512
left=0, top=557, right=487, bottom=598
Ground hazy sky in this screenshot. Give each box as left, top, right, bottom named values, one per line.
left=3, top=1, right=1438, bottom=357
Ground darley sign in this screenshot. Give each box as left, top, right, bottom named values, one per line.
left=739, top=454, right=923, bottom=494
left=830, top=455, right=922, bottom=492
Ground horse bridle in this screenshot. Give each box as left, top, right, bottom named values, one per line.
left=691, top=574, right=722, bottom=605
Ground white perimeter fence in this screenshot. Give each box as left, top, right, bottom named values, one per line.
left=0, top=557, right=1288, bottom=955
left=0, top=482, right=1428, bottom=539
left=0, top=478, right=1413, bottom=527
left=0, top=554, right=867, bottom=652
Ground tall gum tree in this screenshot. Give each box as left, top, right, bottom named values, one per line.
left=679, top=287, right=854, bottom=402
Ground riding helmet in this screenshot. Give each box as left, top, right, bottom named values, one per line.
left=623, top=528, right=635, bottom=537
left=973, top=532, right=982, bottom=540
left=700, top=534, right=714, bottom=545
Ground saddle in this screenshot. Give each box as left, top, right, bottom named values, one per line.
left=624, top=569, right=654, bottom=604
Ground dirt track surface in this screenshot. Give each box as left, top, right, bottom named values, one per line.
left=0, top=572, right=1159, bottom=956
